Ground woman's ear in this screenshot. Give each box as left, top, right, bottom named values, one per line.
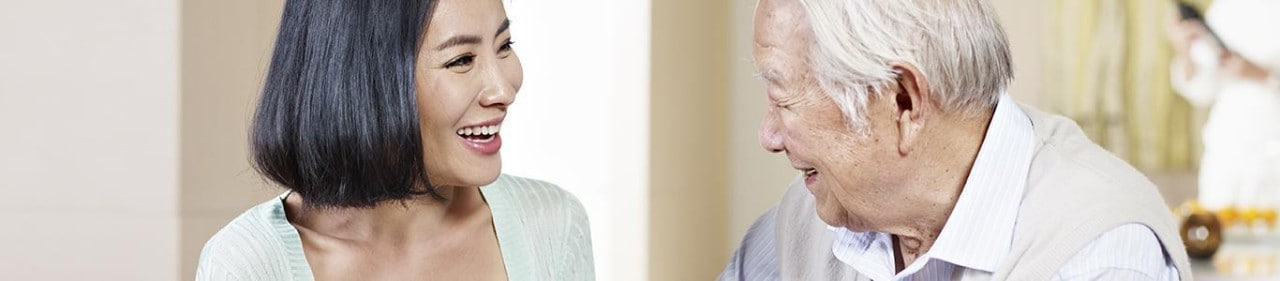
left=890, top=63, right=930, bottom=155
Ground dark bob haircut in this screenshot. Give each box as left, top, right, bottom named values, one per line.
left=251, top=0, right=442, bottom=208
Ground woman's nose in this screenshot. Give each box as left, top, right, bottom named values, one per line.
left=479, top=67, right=516, bottom=108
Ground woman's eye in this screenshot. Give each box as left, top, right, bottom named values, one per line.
left=444, top=55, right=475, bottom=70
left=498, top=40, right=515, bottom=55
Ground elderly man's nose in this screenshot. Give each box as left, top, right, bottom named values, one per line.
left=759, top=113, right=785, bottom=153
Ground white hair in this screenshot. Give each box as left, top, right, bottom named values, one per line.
left=798, top=0, right=1013, bottom=130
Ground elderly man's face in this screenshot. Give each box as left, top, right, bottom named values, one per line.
left=753, top=0, right=902, bottom=230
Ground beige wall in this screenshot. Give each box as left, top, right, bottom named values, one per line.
left=0, top=0, right=181, bottom=280
left=992, top=0, right=1050, bottom=109
left=0, top=0, right=284, bottom=279
left=179, top=0, right=284, bottom=278
left=649, top=0, right=732, bottom=279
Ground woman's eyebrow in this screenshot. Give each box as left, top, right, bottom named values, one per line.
left=435, top=35, right=482, bottom=51
left=495, top=18, right=510, bottom=38
left=434, top=19, right=511, bottom=51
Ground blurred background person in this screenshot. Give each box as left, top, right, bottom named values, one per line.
left=1167, top=0, right=1280, bottom=211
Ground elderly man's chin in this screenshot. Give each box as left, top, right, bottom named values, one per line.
left=814, top=200, right=850, bottom=229
left=808, top=184, right=849, bottom=228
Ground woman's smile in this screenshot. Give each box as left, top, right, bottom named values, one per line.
left=456, top=117, right=504, bottom=155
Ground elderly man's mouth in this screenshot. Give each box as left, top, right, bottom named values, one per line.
left=801, top=168, right=819, bottom=185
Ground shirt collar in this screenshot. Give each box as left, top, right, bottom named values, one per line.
left=828, top=94, right=1037, bottom=275
left=925, top=93, right=1036, bottom=271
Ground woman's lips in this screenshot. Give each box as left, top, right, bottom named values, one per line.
left=456, top=120, right=503, bottom=155
left=459, top=133, right=502, bottom=155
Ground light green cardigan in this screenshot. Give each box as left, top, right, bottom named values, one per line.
left=195, top=174, right=595, bottom=280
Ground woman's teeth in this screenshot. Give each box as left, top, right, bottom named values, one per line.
left=803, top=168, right=818, bottom=176
left=457, top=125, right=501, bottom=138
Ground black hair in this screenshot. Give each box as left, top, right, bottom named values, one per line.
left=251, top=0, right=441, bottom=208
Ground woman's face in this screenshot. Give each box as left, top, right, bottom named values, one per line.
left=416, top=0, right=522, bottom=188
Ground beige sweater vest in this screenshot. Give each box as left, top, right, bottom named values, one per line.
left=773, top=106, right=1193, bottom=280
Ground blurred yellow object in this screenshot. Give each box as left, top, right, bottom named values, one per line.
left=1177, top=200, right=1205, bottom=216
left=1260, top=208, right=1278, bottom=228
left=1218, top=207, right=1239, bottom=226
left=1242, top=207, right=1261, bottom=226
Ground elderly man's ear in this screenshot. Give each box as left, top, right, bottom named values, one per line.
left=889, top=63, right=929, bottom=156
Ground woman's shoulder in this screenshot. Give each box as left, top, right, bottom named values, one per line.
left=196, top=196, right=304, bottom=280
left=483, top=175, right=594, bottom=278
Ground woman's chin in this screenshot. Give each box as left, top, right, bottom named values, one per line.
left=458, top=162, right=503, bottom=187
left=434, top=153, right=502, bottom=183
left=471, top=170, right=502, bottom=186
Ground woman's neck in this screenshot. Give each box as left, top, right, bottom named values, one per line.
left=285, top=185, right=490, bottom=244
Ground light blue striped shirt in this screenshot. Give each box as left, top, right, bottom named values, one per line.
left=720, top=94, right=1179, bottom=280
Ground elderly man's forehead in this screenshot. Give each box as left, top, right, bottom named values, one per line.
left=753, top=0, right=810, bottom=74
left=754, top=0, right=807, bottom=32
left=754, top=0, right=810, bottom=55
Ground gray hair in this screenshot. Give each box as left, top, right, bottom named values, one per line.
left=798, top=0, right=1013, bottom=130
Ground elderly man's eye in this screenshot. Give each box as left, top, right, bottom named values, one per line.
left=772, top=100, right=796, bottom=111
left=773, top=95, right=800, bottom=110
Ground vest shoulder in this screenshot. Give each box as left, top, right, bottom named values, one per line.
left=1005, top=106, right=1190, bottom=280
left=1024, top=107, right=1161, bottom=201
left=1021, top=107, right=1171, bottom=232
